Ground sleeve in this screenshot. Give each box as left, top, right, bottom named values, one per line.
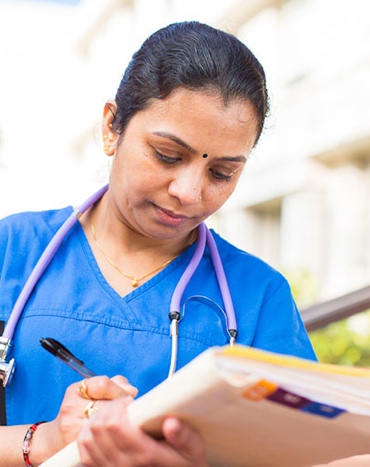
left=0, top=219, right=11, bottom=282
left=0, top=214, right=40, bottom=315
left=0, top=218, right=14, bottom=329
left=250, top=277, right=317, bottom=361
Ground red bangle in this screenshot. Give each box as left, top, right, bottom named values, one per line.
left=22, top=421, right=46, bottom=467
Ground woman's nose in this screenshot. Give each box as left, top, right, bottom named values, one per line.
left=168, top=169, right=203, bottom=205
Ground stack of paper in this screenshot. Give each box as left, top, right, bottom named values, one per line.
left=41, top=345, right=370, bottom=466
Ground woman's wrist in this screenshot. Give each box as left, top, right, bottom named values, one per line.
left=23, top=421, right=58, bottom=466
left=22, top=422, right=46, bottom=466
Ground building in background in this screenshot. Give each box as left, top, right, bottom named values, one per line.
left=0, top=0, right=369, bottom=308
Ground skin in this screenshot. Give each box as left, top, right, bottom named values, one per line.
left=0, top=376, right=136, bottom=466
left=106, top=89, right=257, bottom=240
left=0, top=88, right=259, bottom=466
left=76, top=88, right=260, bottom=465
left=83, top=88, right=258, bottom=297
left=77, top=398, right=209, bottom=467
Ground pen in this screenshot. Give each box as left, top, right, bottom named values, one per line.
left=40, top=337, right=96, bottom=378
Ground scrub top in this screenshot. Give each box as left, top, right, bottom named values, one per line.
left=0, top=206, right=316, bottom=425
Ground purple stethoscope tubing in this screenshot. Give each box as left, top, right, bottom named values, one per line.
left=3, top=184, right=109, bottom=340
left=1, top=184, right=237, bottom=380
left=169, top=222, right=237, bottom=332
left=168, top=221, right=237, bottom=376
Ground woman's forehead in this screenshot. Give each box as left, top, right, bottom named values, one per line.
left=126, top=90, right=258, bottom=158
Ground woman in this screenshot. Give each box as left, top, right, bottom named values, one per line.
left=0, top=21, right=315, bottom=466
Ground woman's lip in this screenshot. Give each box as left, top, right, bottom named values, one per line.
left=155, top=205, right=189, bottom=226
left=160, top=207, right=187, bottom=219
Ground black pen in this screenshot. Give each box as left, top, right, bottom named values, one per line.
left=40, top=337, right=96, bottom=378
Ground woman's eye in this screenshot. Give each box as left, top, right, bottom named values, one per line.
left=209, top=168, right=233, bottom=182
left=154, top=150, right=180, bottom=164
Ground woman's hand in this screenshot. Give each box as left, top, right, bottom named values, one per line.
left=35, top=376, right=137, bottom=464
left=77, top=396, right=209, bottom=466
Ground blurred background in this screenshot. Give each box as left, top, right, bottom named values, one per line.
left=1, top=0, right=370, bottom=364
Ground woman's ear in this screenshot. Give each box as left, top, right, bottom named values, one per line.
left=102, top=100, right=119, bottom=156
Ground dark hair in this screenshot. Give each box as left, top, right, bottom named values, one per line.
left=114, top=21, right=269, bottom=146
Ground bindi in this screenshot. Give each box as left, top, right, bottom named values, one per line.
left=202, top=153, right=208, bottom=158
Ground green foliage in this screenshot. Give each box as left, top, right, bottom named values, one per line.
left=284, top=267, right=370, bottom=367
left=309, top=311, right=370, bottom=367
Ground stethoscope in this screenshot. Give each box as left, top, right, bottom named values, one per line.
left=0, top=185, right=238, bottom=387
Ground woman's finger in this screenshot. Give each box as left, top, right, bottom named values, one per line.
left=75, top=375, right=137, bottom=401
left=162, top=417, right=208, bottom=465
left=111, top=375, right=138, bottom=398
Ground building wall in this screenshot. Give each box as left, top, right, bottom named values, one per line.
left=0, top=0, right=369, bottom=306
left=210, top=0, right=370, bottom=304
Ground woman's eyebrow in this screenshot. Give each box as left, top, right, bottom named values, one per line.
left=218, top=156, right=247, bottom=163
left=152, top=131, right=197, bottom=153
left=152, top=131, right=247, bottom=163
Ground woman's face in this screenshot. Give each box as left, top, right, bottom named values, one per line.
left=106, top=88, right=259, bottom=241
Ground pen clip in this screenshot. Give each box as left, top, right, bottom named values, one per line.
left=40, top=337, right=85, bottom=366
left=40, top=337, right=96, bottom=378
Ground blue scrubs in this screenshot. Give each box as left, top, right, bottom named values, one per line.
left=0, top=207, right=316, bottom=425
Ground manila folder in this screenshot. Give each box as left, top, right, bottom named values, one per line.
left=41, top=345, right=370, bottom=466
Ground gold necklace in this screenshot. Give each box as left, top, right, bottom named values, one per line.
left=90, top=221, right=179, bottom=288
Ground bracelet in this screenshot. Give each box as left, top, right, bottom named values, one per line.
left=22, top=421, right=47, bottom=467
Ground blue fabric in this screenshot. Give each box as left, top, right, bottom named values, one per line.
left=0, top=207, right=316, bottom=425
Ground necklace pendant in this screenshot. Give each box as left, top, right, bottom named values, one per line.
left=131, top=278, right=139, bottom=287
